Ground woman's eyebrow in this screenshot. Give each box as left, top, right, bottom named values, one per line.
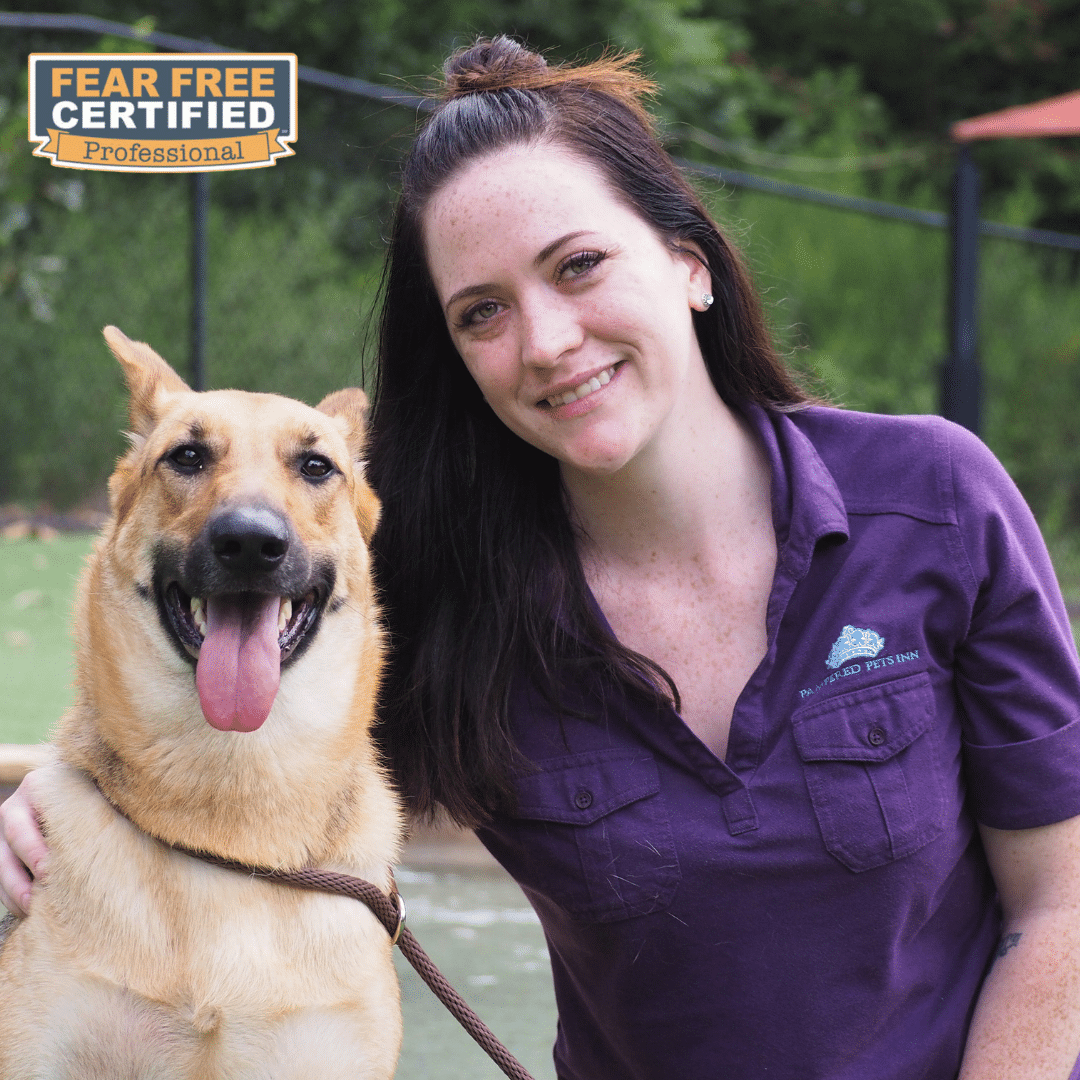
left=534, top=230, right=592, bottom=267
left=445, top=282, right=499, bottom=310
left=444, top=231, right=597, bottom=311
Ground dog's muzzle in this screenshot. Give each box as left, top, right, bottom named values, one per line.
left=152, top=505, right=335, bottom=732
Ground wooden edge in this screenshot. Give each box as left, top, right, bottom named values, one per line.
left=0, top=744, right=52, bottom=785
left=399, top=811, right=501, bottom=870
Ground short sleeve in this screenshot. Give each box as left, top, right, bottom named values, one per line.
left=948, top=422, right=1080, bottom=829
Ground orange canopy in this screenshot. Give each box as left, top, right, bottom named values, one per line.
left=952, top=90, right=1080, bottom=142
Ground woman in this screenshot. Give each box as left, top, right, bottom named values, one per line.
left=6, top=36, right=1080, bottom=1079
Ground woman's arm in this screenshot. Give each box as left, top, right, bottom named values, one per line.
left=959, top=815, right=1080, bottom=1079
left=0, top=771, right=49, bottom=916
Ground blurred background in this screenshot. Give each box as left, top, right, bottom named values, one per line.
left=1, top=3, right=1079, bottom=1074
left=2, top=0, right=1079, bottom=525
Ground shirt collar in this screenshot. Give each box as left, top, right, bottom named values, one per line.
left=740, top=402, right=849, bottom=580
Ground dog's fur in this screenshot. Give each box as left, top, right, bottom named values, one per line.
left=0, top=329, right=404, bottom=1078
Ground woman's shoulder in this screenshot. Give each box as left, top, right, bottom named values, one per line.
left=789, top=402, right=984, bottom=462
left=784, top=404, right=1012, bottom=524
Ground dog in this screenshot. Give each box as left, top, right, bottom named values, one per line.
left=0, top=327, right=404, bottom=1078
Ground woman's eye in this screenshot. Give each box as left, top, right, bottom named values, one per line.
left=166, top=445, right=204, bottom=472
left=300, top=455, right=335, bottom=479
left=557, top=250, right=606, bottom=282
left=459, top=300, right=503, bottom=328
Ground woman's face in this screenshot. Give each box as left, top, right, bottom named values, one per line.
left=422, top=142, right=714, bottom=478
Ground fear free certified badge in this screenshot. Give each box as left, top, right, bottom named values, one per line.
left=28, top=53, right=297, bottom=173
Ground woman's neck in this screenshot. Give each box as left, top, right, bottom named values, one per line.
left=562, top=393, right=774, bottom=572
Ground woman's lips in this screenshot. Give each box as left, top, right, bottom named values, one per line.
left=537, top=362, right=623, bottom=417
left=542, top=363, right=617, bottom=408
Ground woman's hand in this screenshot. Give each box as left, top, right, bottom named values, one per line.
left=0, top=772, right=49, bottom=917
left=959, top=815, right=1080, bottom=1079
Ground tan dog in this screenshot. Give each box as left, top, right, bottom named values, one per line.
left=0, top=328, right=403, bottom=1078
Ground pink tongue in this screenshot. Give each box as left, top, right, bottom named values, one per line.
left=195, top=594, right=282, bottom=732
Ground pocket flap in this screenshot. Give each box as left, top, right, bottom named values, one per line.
left=512, top=749, right=660, bottom=825
left=793, top=671, right=933, bottom=763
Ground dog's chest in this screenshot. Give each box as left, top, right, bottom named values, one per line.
left=37, top=770, right=396, bottom=1011
left=0, top=768, right=403, bottom=1078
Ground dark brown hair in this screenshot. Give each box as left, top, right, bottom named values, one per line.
left=367, top=37, right=810, bottom=825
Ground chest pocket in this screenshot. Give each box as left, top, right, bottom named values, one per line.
left=793, top=671, right=945, bottom=873
left=508, top=749, right=680, bottom=923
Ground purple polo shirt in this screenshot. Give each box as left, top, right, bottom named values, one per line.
left=476, top=404, right=1080, bottom=1080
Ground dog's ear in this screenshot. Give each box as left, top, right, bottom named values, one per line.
left=316, top=388, right=379, bottom=543
left=316, top=388, right=369, bottom=460
left=103, top=325, right=190, bottom=438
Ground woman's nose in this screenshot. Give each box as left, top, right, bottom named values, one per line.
left=518, top=293, right=584, bottom=368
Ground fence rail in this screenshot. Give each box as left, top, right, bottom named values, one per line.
left=0, top=11, right=433, bottom=110
left=5, top=10, right=1079, bottom=253
left=676, top=160, right=1080, bottom=253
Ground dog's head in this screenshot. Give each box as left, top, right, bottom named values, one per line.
left=93, top=326, right=381, bottom=736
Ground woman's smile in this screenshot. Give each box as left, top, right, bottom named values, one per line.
left=538, top=360, right=623, bottom=415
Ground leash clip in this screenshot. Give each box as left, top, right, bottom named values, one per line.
left=390, top=888, right=407, bottom=945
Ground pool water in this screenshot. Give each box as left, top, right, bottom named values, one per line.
left=393, top=867, right=558, bottom=1080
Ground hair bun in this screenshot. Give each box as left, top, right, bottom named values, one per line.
left=435, top=36, right=657, bottom=131
left=442, top=36, right=550, bottom=98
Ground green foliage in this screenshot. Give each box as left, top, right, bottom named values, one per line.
left=0, top=0, right=1078, bottom=531
left=981, top=242, right=1080, bottom=533
left=697, top=0, right=1080, bottom=231
left=724, top=184, right=1080, bottom=534
left=704, top=0, right=1080, bottom=129
left=0, top=165, right=383, bottom=508
left=0, top=96, right=86, bottom=324
left=731, top=189, right=947, bottom=416
left=0, top=170, right=179, bottom=505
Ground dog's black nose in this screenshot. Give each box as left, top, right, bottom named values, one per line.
left=209, top=507, right=290, bottom=574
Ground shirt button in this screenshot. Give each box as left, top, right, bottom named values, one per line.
left=867, top=726, right=887, bottom=747
left=574, top=789, right=594, bottom=810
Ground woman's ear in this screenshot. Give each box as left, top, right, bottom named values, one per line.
left=672, top=242, right=713, bottom=310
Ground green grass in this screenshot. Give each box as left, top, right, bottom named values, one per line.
left=0, top=533, right=96, bottom=744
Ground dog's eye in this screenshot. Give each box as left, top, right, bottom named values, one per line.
left=167, top=445, right=204, bottom=473
left=300, top=455, right=334, bottom=479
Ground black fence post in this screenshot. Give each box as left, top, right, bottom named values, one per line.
left=190, top=172, right=209, bottom=391
left=941, top=143, right=981, bottom=435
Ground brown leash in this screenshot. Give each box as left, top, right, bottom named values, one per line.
left=93, top=781, right=537, bottom=1079
left=168, top=847, right=539, bottom=1080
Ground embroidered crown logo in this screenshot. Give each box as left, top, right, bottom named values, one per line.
left=826, top=625, right=885, bottom=669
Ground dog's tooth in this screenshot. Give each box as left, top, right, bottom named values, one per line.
left=190, top=596, right=207, bottom=636
left=278, top=598, right=292, bottom=633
